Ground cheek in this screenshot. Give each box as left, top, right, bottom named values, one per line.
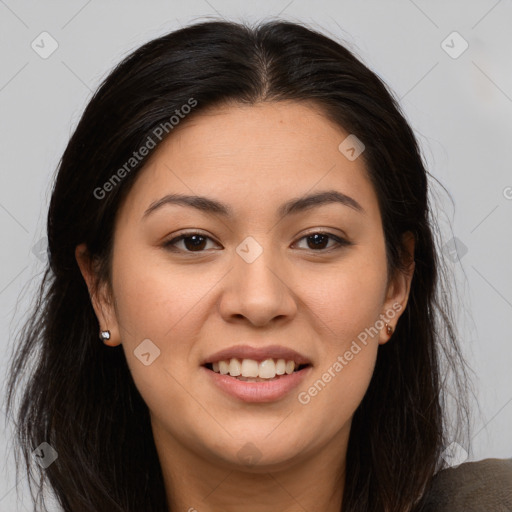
left=111, top=245, right=213, bottom=342
left=109, top=246, right=233, bottom=405
left=303, top=250, right=388, bottom=345
left=110, top=254, right=209, bottom=431
left=293, top=252, right=387, bottom=432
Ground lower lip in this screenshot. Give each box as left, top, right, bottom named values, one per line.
left=202, top=365, right=313, bottom=403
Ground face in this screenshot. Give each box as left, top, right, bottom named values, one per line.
left=77, top=101, right=414, bottom=473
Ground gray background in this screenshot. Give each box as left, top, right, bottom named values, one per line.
left=1, top=0, right=511, bottom=510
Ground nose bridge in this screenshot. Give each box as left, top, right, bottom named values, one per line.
left=220, top=234, right=296, bottom=324
left=235, top=234, right=284, bottom=296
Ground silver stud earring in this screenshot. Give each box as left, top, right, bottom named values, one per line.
left=99, top=330, right=111, bottom=341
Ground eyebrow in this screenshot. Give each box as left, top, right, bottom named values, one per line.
left=142, top=189, right=365, bottom=220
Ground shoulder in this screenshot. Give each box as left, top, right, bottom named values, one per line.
left=420, top=457, right=512, bottom=512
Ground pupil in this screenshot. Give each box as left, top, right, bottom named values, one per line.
left=308, top=234, right=328, bottom=249
left=185, top=235, right=206, bottom=251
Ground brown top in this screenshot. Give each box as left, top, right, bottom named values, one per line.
left=421, top=457, right=512, bottom=511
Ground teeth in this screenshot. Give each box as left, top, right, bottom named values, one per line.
left=218, top=360, right=229, bottom=375
left=229, top=358, right=241, bottom=376
left=259, top=359, right=276, bottom=379
left=210, top=358, right=302, bottom=379
left=241, top=358, right=259, bottom=377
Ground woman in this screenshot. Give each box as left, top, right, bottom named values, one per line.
left=5, top=19, right=511, bottom=512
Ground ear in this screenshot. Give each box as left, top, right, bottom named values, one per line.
left=75, top=243, right=122, bottom=346
left=379, top=231, right=415, bottom=345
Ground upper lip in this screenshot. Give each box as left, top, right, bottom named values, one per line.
left=202, top=344, right=312, bottom=366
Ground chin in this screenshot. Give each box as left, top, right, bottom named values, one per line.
left=204, top=430, right=311, bottom=471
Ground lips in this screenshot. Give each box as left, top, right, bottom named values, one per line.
left=201, top=345, right=313, bottom=401
left=202, top=360, right=313, bottom=403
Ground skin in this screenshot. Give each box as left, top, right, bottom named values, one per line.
left=76, top=101, right=415, bottom=512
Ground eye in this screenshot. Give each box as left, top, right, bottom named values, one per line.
left=163, top=232, right=219, bottom=253
left=163, top=230, right=351, bottom=254
left=293, top=232, right=351, bottom=252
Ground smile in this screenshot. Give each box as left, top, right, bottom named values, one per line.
left=205, top=357, right=310, bottom=381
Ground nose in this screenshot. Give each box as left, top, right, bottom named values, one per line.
left=217, top=242, right=298, bottom=327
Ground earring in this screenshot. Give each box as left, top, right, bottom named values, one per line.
left=99, top=330, right=111, bottom=341
left=385, top=323, right=393, bottom=336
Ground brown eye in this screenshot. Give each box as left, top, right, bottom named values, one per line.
left=164, top=232, right=218, bottom=253
left=163, top=231, right=351, bottom=254
left=294, top=232, right=351, bottom=252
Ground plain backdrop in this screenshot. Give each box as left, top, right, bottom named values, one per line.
left=1, top=0, right=511, bottom=510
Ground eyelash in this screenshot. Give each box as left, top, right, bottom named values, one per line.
left=163, top=230, right=352, bottom=254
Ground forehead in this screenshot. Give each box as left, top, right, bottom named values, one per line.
left=117, top=101, right=380, bottom=224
